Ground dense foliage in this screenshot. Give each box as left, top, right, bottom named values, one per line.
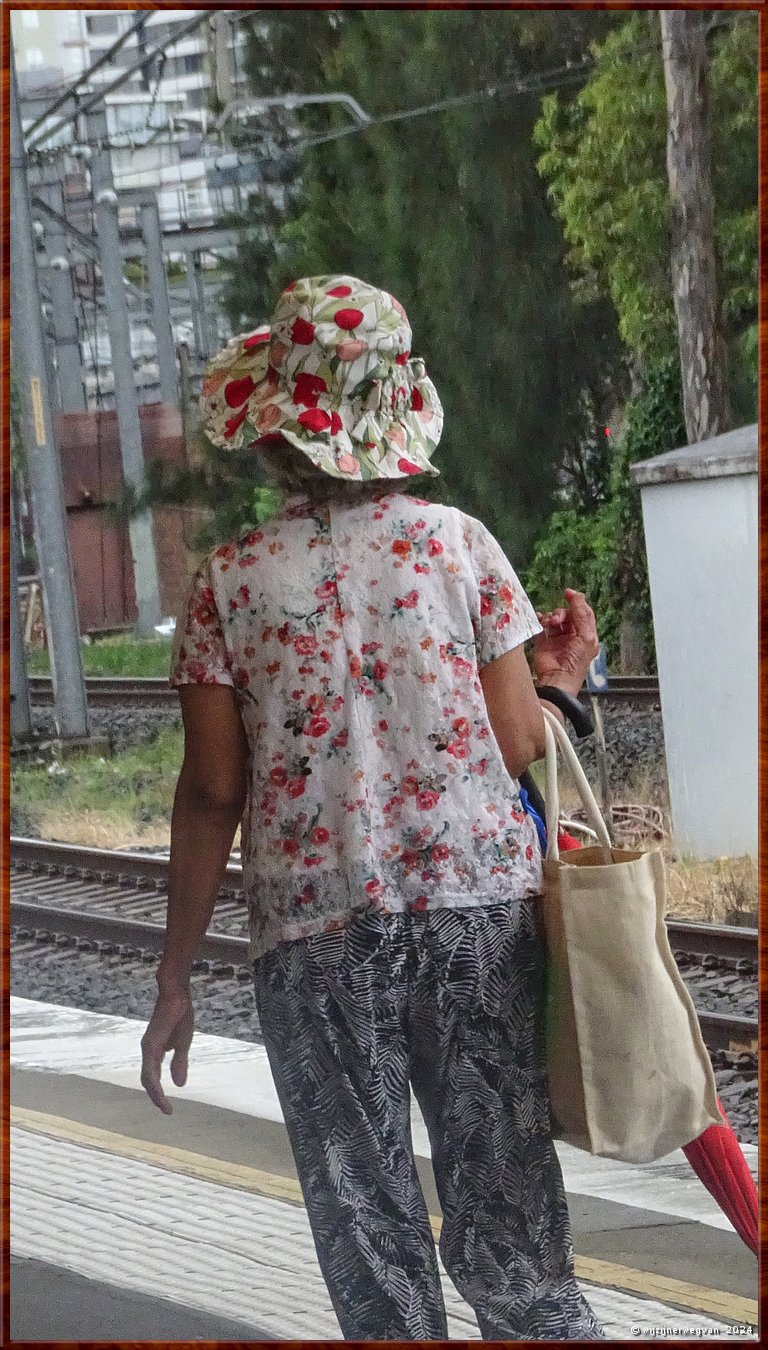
left=220, top=9, right=624, bottom=566
left=524, top=11, right=756, bottom=664
left=534, top=11, right=757, bottom=405
left=525, top=358, right=685, bottom=669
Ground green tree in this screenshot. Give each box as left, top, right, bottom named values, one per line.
left=534, top=11, right=757, bottom=412
left=525, top=357, right=684, bottom=671
left=526, top=12, right=755, bottom=668
left=109, top=431, right=282, bottom=554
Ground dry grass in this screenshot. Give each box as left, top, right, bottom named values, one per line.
left=38, top=811, right=171, bottom=852
left=528, top=762, right=756, bottom=924
left=35, top=810, right=243, bottom=858
left=664, top=853, right=758, bottom=924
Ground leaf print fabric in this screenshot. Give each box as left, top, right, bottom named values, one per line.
left=254, top=904, right=603, bottom=1340
left=170, top=490, right=544, bottom=959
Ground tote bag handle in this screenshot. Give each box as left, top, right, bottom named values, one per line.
left=542, top=707, right=612, bottom=863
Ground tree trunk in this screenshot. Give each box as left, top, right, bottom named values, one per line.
left=619, top=612, right=646, bottom=675
left=660, top=11, right=733, bottom=443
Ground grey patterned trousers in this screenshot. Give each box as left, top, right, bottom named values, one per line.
left=253, top=902, right=603, bottom=1341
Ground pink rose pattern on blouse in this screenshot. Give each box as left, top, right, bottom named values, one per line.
left=171, top=492, right=543, bottom=959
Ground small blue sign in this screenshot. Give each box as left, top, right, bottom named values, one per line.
left=586, top=642, right=609, bottom=693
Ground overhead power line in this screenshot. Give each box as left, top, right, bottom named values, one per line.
left=25, top=10, right=220, bottom=152
left=22, top=11, right=150, bottom=141
left=251, top=16, right=741, bottom=165
left=22, top=58, right=607, bottom=172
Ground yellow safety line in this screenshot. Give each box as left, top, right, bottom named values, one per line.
left=11, top=1105, right=758, bottom=1328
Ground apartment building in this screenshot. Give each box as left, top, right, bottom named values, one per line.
left=15, top=9, right=250, bottom=229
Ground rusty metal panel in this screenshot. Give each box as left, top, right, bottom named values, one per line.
left=66, top=509, right=136, bottom=631
left=52, top=405, right=192, bottom=631
left=56, top=411, right=101, bottom=509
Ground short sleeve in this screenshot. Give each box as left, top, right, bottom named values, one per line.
left=169, top=556, right=234, bottom=688
left=466, top=518, right=542, bottom=667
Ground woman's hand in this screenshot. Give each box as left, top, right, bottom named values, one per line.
left=533, top=589, right=600, bottom=696
left=140, top=982, right=194, bottom=1115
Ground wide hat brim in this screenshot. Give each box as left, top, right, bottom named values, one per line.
left=200, top=322, right=443, bottom=482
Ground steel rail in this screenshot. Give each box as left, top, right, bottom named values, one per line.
left=26, top=674, right=663, bottom=707
left=10, top=838, right=756, bottom=963
left=695, top=1010, right=758, bottom=1053
left=665, top=920, right=757, bottom=965
left=27, top=676, right=178, bottom=705
left=10, top=899, right=247, bottom=966
left=10, top=837, right=242, bottom=887
left=10, top=899, right=755, bottom=1053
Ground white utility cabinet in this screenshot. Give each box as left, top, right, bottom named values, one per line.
left=631, top=424, right=757, bottom=859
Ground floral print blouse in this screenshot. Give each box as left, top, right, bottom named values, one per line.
left=170, top=491, right=543, bottom=959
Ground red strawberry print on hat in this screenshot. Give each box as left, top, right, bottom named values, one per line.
left=224, top=376, right=255, bottom=408
left=291, top=317, right=315, bottom=344
left=334, top=308, right=364, bottom=330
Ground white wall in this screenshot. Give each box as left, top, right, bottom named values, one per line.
left=11, top=9, right=68, bottom=73
left=640, top=472, right=757, bottom=858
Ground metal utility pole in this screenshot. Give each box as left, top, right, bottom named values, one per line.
left=9, top=49, right=89, bottom=741
left=41, top=184, right=86, bottom=413
left=10, top=494, right=33, bottom=740
left=660, top=10, right=733, bottom=443
left=212, top=11, right=235, bottom=108
left=89, top=110, right=162, bottom=636
left=140, top=197, right=178, bottom=406
left=177, top=341, right=194, bottom=452
left=185, top=251, right=214, bottom=359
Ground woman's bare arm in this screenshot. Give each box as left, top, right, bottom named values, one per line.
left=158, top=684, right=248, bottom=990
left=141, top=684, right=247, bottom=1114
left=479, top=644, right=551, bottom=779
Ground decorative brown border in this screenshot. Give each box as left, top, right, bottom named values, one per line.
left=3, top=2, right=764, bottom=1347
left=1, top=2, right=8, bottom=1346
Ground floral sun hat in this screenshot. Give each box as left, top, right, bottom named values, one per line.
left=200, top=274, right=443, bottom=480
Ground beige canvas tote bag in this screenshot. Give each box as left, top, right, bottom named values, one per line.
left=540, top=707, right=721, bottom=1163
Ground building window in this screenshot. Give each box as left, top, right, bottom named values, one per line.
left=86, top=14, right=120, bottom=37
left=26, top=48, right=44, bottom=67
left=145, top=23, right=174, bottom=46
left=184, top=86, right=208, bottom=111
left=22, top=11, right=40, bottom=28
left=161, top=53, right=206, bottom=80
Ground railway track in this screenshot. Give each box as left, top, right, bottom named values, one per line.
left=27, top=674, right=662, bottom=707
left=28, top=675, right=178, bottom=705
left=10, top=837, right=756, bottom=1054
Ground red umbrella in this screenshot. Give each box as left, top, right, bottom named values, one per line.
left=557, top=828, right=584, bottom=852
left=555, top=827, right=757, bottom=1256
left=682, top=1103, right=758, bottom=1256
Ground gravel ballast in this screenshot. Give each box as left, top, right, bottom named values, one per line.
left=28, top=698, right=668, bottom=796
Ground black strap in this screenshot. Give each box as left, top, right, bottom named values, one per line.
left=519, top=768, right=546, bottom=819
left=534, top=685, right=594, bottom=739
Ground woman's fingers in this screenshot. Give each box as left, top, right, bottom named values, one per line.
left=170, top=1007, right=194, bottom=1087
left=141, top=992, right=194, bottom=1113
left=536, top=591, right=599, bottom=656
left=140, top=1038, right=173, bottom=1115
left=564, top=590, right=599, bottom=648
left=538, top=607, right=569, bottom=630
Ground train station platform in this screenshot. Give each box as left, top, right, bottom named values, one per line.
left=10, top=997, right=759, bottom=1341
